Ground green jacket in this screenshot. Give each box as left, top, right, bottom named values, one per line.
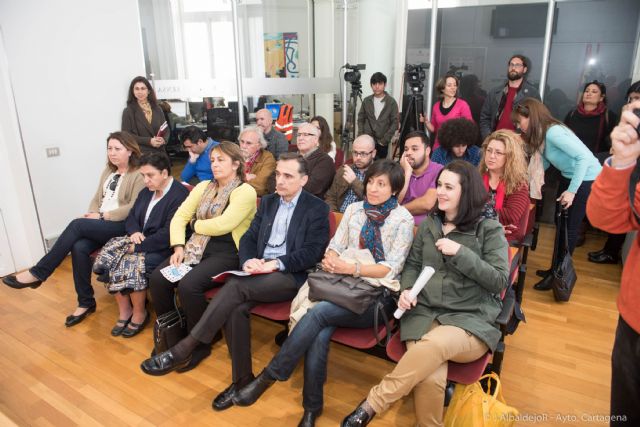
left=399, top=215, right=509, bottom=351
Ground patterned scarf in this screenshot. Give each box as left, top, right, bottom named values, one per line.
left=528, top=143, right=545, bottom=200
left=359, top=196, right=398, bottom=262
left=244, top=150, right=261, bottom=174
left=184, top=177, right=242, bottom=265
left=138, top=101, right=152, bottom=124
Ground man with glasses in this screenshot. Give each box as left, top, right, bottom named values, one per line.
left=238, top=126, right=276, bottom=196
left=398, top=131, right=443, bottom=225
left=140, top=153, right=330, bottom=414
left=179, top=126, right=219, bottom=184
left=479, top=54, right=541, bottom=139
left=325, top=134, right=376, bottom=212
left=256, top=108, right=289, bottom=160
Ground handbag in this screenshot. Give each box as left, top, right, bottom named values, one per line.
left=153, top=294, right=187, bottom=354
left=551, top=208, right=577, bottom=302
left=307, top=270, right=385, bottom=315
left=444, top=372, right=519, bottom=427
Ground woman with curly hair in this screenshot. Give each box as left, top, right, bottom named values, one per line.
left=479, top=129, right=530, bottom=242
left=430, top=118, right=481, bottom=166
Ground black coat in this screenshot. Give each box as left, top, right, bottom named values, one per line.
left=239, top=190, right=330, bottom=285
left=125, top=180, right=189, bottom=256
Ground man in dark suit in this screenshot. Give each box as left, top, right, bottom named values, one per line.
left=140, top=153, right=330, bottom=406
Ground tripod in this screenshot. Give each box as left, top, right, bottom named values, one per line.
left=394, top=88, right=424, bottom=159
left=341, top=81, right=363, bottom=156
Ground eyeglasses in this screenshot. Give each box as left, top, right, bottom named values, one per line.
left=353, top=150, right=374, bottom=158
left=297, top=132, right=317, bottom=138
left=508, top=63, right=524, bottom=69
left=239, top=138, right=259, bottom=146
left=109, top=174, right=121, bottom=191
left=486, top=148, right=505, bottom=157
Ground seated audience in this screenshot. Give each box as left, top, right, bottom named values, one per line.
left=231, top=159, right=414, bottom=427
left=310, top=115, right=337, bottom=161
left=296, top=122, right=336, bottom=199
left=397, top=131, right=444, bottom=225
left=430, top=118, right=481, bottom=166
left=325, top=134, right=376, bottom=212
left=239, top=125, right=276, bottom=197
left=479, top=130, right=530, bottom=242
left=422, top=74, right=474, bottom=149
left=93, top=153, right=189, bottom=337
left=180, top=126, right=218, bottom=184
left=3, top=132, right=145, bottom=326
left=140, top=154, right=330, bottom=416
left=148, top=142, right=257, bottom=368
left=121, top=76, right=167, bottom=155
left=342, top=161, right=509, bottom=427
left=256, top=108, right=288, bottom=160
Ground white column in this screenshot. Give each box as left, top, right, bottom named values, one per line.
left=314, top=0, right=336, bottom=134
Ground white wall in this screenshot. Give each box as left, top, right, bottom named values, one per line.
left=0, top=0, right=144, bottom=268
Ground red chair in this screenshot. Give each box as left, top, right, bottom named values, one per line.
left=331, top=319, right=395, bottom=350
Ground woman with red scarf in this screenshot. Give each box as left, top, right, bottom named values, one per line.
left=479, top=129, right=530, bottom=243
left=564, top=80, right=618, bottom=162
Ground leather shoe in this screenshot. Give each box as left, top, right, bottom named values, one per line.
left=140, top=349, right=192, bottom=376
left=65, top=305, right=97, bottom=327
left=111, top=316, right=132, bottom=336
left=121, top=311, right=149, bottom=338
left=342, top=400, right=375, bottom=427
left=535, top=268, right=551, bottom=278
left=533, top=274, right=554, bottom=291
left=2, top=274, right=42, bottom=289
left=176, top=343, right=212, bottom=373
left=232, top=370, right=276, bottom=406
left=298, top=409, right=321, bottom=427
left=588, top=252, right=619, bottom=264
left=588, top=248, right=606, bottom=259
left=213, top=382, right=241, bottom=411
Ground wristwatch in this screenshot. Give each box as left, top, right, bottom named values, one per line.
left=353, top=262, right=361, bottom=278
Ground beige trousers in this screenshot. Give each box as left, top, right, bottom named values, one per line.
left=367, top=321, right=488, bottom=427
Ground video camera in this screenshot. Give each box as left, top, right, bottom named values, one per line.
left=344, top=63, right=366, bottom=84
left=405, top=63, right=429, bottom=93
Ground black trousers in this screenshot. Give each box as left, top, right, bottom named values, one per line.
left=190, top=272, right=298, bottom=383
left=148, top=237, right=239, bottom=332
left=375, top=143, right=388, bottom=160
left=610, top=315, right=640, bottom=426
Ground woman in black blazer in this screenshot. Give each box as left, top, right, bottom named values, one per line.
left=94, top=153, right=188, bottom=337
left=121, top=76, right=167, bottom=155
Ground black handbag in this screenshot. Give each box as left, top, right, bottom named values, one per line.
left=153, top=294, right=187, bottom=354
left=307, top=270, right=385, bottom=315
left=551, top=209, right=577, bottom=302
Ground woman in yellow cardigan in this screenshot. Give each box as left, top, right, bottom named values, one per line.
left=149, top=141, right=257, bottom=369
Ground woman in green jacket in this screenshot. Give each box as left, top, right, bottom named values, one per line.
left=342, top=160, right=510, bottom=427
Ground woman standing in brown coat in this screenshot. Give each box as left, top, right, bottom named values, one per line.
left=121, top=76, right=167, bottom=155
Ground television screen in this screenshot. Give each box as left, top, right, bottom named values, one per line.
left=490, top=4, right=557, bottom=39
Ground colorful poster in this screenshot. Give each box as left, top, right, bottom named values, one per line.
left=264, top=32, right=298, bottom=78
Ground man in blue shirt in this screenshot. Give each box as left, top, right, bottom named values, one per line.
left=179, top=126, right=218, bottom=184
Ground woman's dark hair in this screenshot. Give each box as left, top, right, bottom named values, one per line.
left=583, top=80, right=607, bottom=105
left=106, top=131, right=141, bottom=172
left=434, top=160, right=488, bottom=231
left=127, top=76, right=158, bottom=106
left=435, top=74, right=459, bottom=99
left=626, top=80, right=640, bottom=100
left=370, top=72, right=387, bottom=86
left=438, top=118, right=479, bottom=152
left=210, top=141, right=245, bottom=182
left=180, top=126, right=208, bottom=144
left=510, top=97, right=563, bottom=152
left=310, top=115, right=333, bottom=154
left=139, top=152, right=171, bottom=175
left=363, top=159, right=405, bottom=198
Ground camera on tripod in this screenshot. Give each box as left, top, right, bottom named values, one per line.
left=405, top=63, right=429, bottom=93
left=344, top=63, right=366, bottom=84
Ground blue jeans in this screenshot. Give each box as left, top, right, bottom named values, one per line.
left=266, top=297, right=394, bottom=413
left=30, top=218, right=126, bottom=307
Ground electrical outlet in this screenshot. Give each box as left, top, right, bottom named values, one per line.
left=46, top=147, right=60, bottom=157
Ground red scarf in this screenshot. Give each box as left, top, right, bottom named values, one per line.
left=575, top=102, right=608, bottom=152
left=244, top=150, right=261, bottom=174
left=483, top=174, right=506, bottom=210
left=576, top=101, right=606, bottom=117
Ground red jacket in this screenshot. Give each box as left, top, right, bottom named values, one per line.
left=586, top=163, right=640, bottom=333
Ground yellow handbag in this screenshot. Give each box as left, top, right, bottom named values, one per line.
left=444, top=373, right=519, bottom=427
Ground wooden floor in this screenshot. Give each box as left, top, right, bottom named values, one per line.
left=0, top=225, right=622, bottom=426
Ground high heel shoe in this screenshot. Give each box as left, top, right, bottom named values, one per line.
left=2, top=274, right=42, bottom=289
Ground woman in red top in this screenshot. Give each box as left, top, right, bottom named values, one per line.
left=478, top=129, right=530, bottom=242
left=423, top=74, right=474, bottom=149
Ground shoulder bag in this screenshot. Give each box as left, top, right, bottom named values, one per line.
left=153, top=294, right=187, bottom=354
left=551, top=208, right=577, bottom=302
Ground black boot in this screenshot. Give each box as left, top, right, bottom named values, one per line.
left=342, top=400, right=375, bottom=427
left=232, top=370, right=276, bottom=406
left=533, top=273, right=554, bottom=291
left=535, top=268, right=551, bottom=278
